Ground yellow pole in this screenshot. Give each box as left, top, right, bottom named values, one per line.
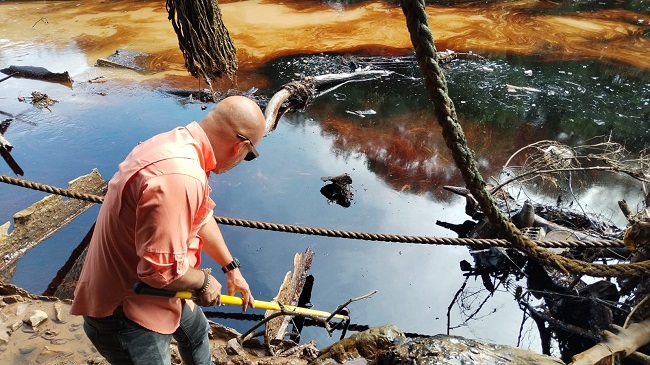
left=133, top=282, right=347, bottom=320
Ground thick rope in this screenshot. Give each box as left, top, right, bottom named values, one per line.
left=0, top=174, right=104, bottom=203
left=399, top=0, right=650, bottom=277
left=0, top=174, right=628, bottom=250
left=166, top=0, right=237, bottom=82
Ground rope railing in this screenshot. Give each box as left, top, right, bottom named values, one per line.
left=0, top=173, right=627, bottom=250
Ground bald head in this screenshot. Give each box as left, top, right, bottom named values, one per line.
left=200, top=96, right=266, bottom=142
left=198, top=96, right=266, bottom=173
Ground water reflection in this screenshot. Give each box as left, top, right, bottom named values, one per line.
left=1, top=0, right=649, bottom=353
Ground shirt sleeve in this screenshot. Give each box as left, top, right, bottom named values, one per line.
left=134, top=173, right=204, bottom=287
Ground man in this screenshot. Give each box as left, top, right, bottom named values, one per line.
left=71, top=95, right=266, bottom=364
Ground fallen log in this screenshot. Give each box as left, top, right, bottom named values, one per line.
left=570, top=318, right=650, bottom=365
left=0, top=65, right=72, bottom=85
left=0, top=169, right=106, bottom=280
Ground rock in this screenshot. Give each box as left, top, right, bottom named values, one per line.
left=377, top=334, right=564, bottom=365
left=2, top=295, right=24, bottom=304
left=314, top=325, right=405, bottom=364
left=15, top=302, right=29, bottom=315
left=23, top=309, right=48, bottom=329
left=314, top=326, right=564, bottom=365
left=8, top=320, right=22, bottom=332
left=19, top=345, right=37, bottom=354
left=0, top=330, right=9, bottom=345
left=226, top=338, right=247, bottom=356
left=53, top=302, right=64, bottom=322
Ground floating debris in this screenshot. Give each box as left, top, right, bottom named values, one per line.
left=18, top=91, right=58, bottom=110
left=506, top=84, right=542, bottom=93
left=0, top=65, right=71, bottom=85
left=345, top=109, right=376, bottom=118
left=96, top=49, right=161, bottom=73
left=320, top=173, right=354, bottom=208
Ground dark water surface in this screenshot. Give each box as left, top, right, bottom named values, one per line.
left=1, top=0, right=649, bottom=353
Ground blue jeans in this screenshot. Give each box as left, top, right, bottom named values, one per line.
left=83, top=302, right=211, bottom=365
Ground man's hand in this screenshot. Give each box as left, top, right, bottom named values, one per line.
left=195, top=274, right=222, bottom=307
left=226, top=269, right=255, bottom=311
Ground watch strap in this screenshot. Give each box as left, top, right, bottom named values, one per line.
left=222, top=258, right=241, bottom=273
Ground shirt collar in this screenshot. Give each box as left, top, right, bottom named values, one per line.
left=185, top=121, right=217, bottom=172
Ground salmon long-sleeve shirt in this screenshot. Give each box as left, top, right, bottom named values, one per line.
left=70, top=121, right=217, bottom=334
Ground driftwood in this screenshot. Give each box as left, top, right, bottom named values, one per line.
left=0, top=65, right=71, bottom=85
left=263, top=70, right=393, bottom=135
left=265, top=248, right=315, bottom=350
left=441, top=175, right=650, bottom=362
left=0, top=146, right=23, bottom=176
left=0, top=134, right=12, bottom=152
left=95, top=49, right=157, bottom=73
left=442, top=184, right=596, bottom=241
left=570, top=318, right=650, bottom=365
left=0, top=169, right=106, bottom=280
left=0, top=119, right=22, bottom=175
left=46, top=224, right=95, bottom=299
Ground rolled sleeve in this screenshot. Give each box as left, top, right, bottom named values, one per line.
left=135, top=173, right=204, bottom=287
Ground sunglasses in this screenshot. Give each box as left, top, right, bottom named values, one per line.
left=236, top=134, right=259, bottom=161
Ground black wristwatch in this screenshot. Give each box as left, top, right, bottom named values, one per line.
left=222, top=258, right=241, bottom=273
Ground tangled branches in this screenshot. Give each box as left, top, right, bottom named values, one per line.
left=495, top=137, right=650, bottom=193
left=444, top=137, right=650, bottom=362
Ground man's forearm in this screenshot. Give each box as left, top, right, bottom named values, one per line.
left=162, top=266, right=206, bottom=292
left=198, top=217, right=235, bottom=268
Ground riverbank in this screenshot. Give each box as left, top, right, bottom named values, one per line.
left=0, top=282, right=566, bottom=365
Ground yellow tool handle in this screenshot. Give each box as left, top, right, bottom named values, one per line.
left=132, top=282, right=347, bottom=320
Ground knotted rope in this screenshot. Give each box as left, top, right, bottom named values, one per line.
left=399, top=0, right=650, bottom=277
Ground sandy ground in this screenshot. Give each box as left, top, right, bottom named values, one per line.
left=0, top=289, right=309, bottom=365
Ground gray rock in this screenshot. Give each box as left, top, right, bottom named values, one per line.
left=377, top=334, right=564, bottom=365
left=311, top=326, right=563, bottom=365
left=23, top=309, right=48, bottom=329
left=54, top=302, right=64, bottom=322
left=2, top=295, right=24, bottom=304
left=8, top=320, right=22, bottom=332
left=314, top=325, right=405, bottom=364
left=0, top=330, right=9, bottom=345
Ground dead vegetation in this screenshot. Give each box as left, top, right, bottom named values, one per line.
left=438, top=137, right=650, bottom=364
